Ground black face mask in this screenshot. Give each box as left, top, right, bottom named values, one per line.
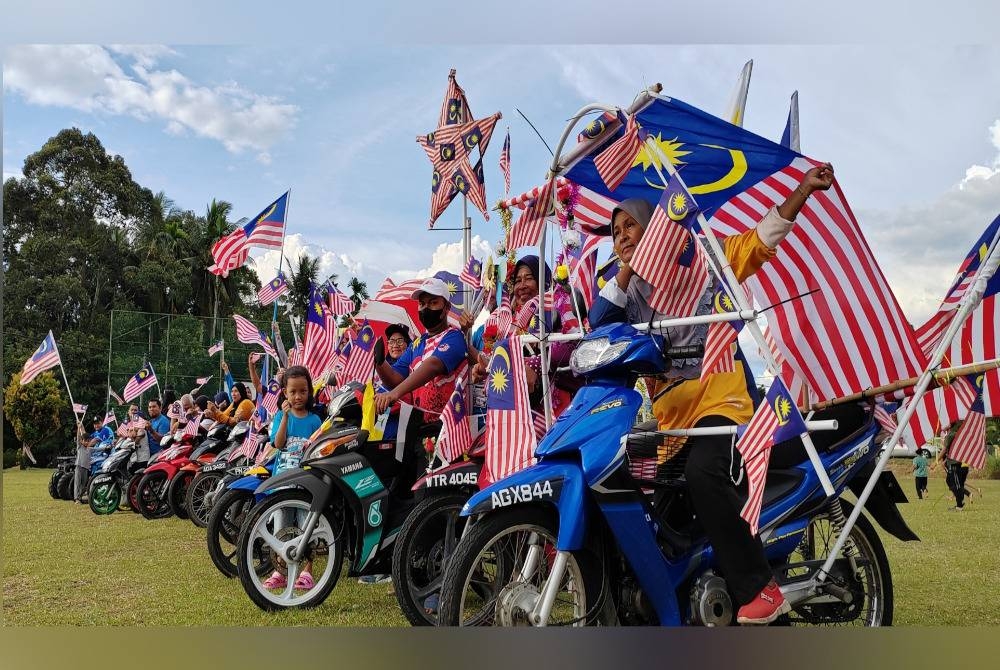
left=419, top=306, right=445, bottom=330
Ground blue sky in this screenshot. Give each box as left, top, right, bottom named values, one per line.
left=5, top=44, right=1000, bottom=334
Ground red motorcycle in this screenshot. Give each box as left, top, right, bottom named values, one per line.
left=165, top=423, right=232, bottom=519
left=135, top=426, right=206, bottom=519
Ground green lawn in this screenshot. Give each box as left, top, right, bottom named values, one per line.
left=3, top=467, right=998, bottom=626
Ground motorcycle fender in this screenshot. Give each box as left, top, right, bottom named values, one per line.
left=848, top=466, right=919, bottom=542
left=253, top=468, right=331, bottom=513
left=413, top=459, right=482, bottom=492
left=90, top=474, right=114, bottom=487
left=228, top=475, right=265, bottom=492
left=143, top=461, right=178, bottom=479
left=462, top=461, right=586, bottom=551
left=179, top=462, right=200, bottom=474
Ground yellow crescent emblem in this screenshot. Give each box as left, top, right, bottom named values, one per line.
left=639, top=137, right=748, bottom=195
left=713, top=291, right=735, bottom=314
left=666, top=192, right=689, bottom=221
left=257, top=201, right=278, bottom=224
left=493, top=344, right=511, bottom=372
left=773, top=395, right=792, bottom=426
left=976, top=374, right=984, bottom=390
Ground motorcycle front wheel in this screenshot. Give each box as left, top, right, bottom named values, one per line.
left=187, top=471, right=225, bottom=528
left=779, top=504, right=893, bottom=627
left=206, top=488, right=269, bottom=579
left=88, top=480, right=120, bottom=515
left=236, top=489, right=344, bottom=611
left=436, top=506, right=610, bottom=627
left=167, top=470, right=194, bottom=519
left=136, top=471, right=172, bottom=519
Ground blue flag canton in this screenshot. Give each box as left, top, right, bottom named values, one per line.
left=33, top=332, right=56, bottom=360
left=713, top=288, right=744, bottom=333
left=355, top=323, right=376, bottom=353
left=565, top=97, right=800, bottom=217
left=446, top=97, right=464, bottom=125
left=307, top=285, right=327, bottom=327
left=270, top=273, right=286, bottom=290
left=657, top=177, right=701, bottom=267
left=136, top=363, right=152, bottom=381
left=965, top=373, right=987, bottom=415
left=243, top=192, right=288, bottom=235
left=486, top=339, right=516, bottom=410
left=434, top=270, right=467, bottom=310
left=953, top=214, right=1000, bottom=297
left=766, top=380, right=807, bottom=443
left=449, top=382, right=467, bottom=421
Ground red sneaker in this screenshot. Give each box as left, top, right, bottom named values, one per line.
left=736, top=580, right=790, bottom=625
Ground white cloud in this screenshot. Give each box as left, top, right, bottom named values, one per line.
left=249, top=233, right=374, bottom=290
left=3, top=45, right=297, bottom=156
left=107, top=44, right=177, bottom=69
left=394, top=235, right=496, bottom=282
left=3, top=168, right=23, bottom=182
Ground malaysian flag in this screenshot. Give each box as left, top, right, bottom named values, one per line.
left=122, top=362, right=158, bottom=402
left=513, top=296, right=539, bottom=331
left=701, top=287, right=748, bottom=381
left=331, top=330, right=355, bottom=376
left=500, top=178, right=617, bottom=238
left=108, top=386, right=125, bottom=406
left=736, top=378, right=808, bottom=535
left=339, top=321, right=377, bottom=384
left=208, top=192, right=289, bottom=277
left=901, top=376, right=977, bottom=449
left=375, top=278, right=423, bottom=302
left=207, top=340, right=224, bottom=357
left=593, top=112, right=643, bottom=192
left=947, top=374, right=988, bottom=469
left=303, top=285, right=336, bottom=380
left=19, top=331, right=62, bottom=386
left=183, top=412, right=203, bottom=438
left=190, top=376, right=212, bottom=394
left=166, top=401, right=183, bottom=420
left=437, top=376, right=473, bottom=463
left=326, top=284, right=356, bottom=316
left=102, top=410, right=117, bottom=427
left=234, top=417, right=263, bottom=461
left=629, top=177, right=709, bottom=317
left=484, top=307, right=515, bottom=342
left=258, top=272, right=289, bottom=306
left=507, top=177, right=555, bottom=251
left=927, top=217, right=1000, bottom=375
left=287, top=344, right=303, bottom=368
left=565, top=95, right=927, bottom=404
left=485, top=336, right=537, bottom=483
left=73, top=403, right=87, bottom=416
left=232, top=315, right=278, bottom=359
left=499, top=130, right=511, bottom=195
left=873, top=402, right=898, bottom=436
left=261, top=377, right=281, bottom=419
left=460, top=255, right=483, bottom=290
left=374, top=277, right=396, bottom=299
left=440, top=68, right=472, bottom=126
left=566, top=232, right=603, bottom=311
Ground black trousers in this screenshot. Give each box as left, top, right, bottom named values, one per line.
left=683, top=415, right=773, bottom=606
left=915, top=476, right=928, bottom=499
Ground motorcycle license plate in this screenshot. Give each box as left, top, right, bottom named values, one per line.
left=227, top=466, right=250, bottom=477
left=202, top=461, right=228, bottom=473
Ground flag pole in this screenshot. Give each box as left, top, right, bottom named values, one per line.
left=642, top=137, right=836, bottom=497
left=271, top=189, right=292, bottom=348
left=105, top=309, right=114, bottom=417
left=816, top=233, right=1000, bottom=583
left=51, top=337, right=83, bottom=433
left=150, top=361, right=163, bottom=403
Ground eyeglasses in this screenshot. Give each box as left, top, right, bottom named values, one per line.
left=388, top=337, right=407, bottom=345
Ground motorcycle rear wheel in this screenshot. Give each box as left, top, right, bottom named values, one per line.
left=779, top=505, right=893, bottom=627
left=48, top=471, right=61, bottom=499
left=125, top=472, right=144, bottom=513
left=207, top=488, right=270, bottom=578
left=436, top=506, right=610, bottom=627
left=57, top=472, right=75, bottom=501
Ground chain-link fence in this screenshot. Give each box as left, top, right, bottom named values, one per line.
left=107, top=310, right=298, bottom=411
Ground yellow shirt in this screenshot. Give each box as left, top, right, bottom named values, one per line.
left=648, top=227, right=776, bottom=435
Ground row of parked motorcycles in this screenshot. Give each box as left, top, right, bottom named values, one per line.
left=47, top=323, right=917, bottom=626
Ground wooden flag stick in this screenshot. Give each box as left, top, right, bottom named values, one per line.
left=805, top=357, right=1000, bottom=411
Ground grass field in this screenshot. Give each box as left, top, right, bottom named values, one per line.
left=3, top=467, right=998, bottom=626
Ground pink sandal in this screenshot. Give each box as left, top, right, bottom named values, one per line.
left=262, top=571, right=287, bottom=589
left=294, top=572, right=315, bottom=590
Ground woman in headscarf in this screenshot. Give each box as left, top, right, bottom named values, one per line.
left=207, top=381, right=255, bottom=426
left=589, top=163, right=834, bottom=625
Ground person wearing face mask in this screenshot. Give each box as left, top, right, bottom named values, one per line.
left=374, top=278, right=470, bottom=497
left=589, top=163, right=834, bottom=625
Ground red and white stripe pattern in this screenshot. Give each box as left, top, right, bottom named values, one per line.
left=339, top=324, right=377, bottom=384
left=287, top=344, right=302, bottom=368
left=701, top=288, right=750, bottom=381
left=207, top=341, right=224, bottom=357
left=900, top=376, right=977, bottom=448
left=234, top=418, right=263, bottom=461
left=593, top=112, right=642, bottom=192
left=914, top=274, right=975, bottom=357
left=437, top=375, right=473, bottom=463
left=108, top=386, right=125, bottom=406
left=484, top=307, right=515, bottom=341
left=102, top=410, right=117, bottom=427
left=374, top=277, right=396, bottom=299
left=257, top=273, right=288, bottom=306
left=327, top=287, right=355, bottom=316
left=507, top=178, right=555, bottom=250
left=531, top=410, right=548, bottom=441
left=19, top=331, right=61, bottom=385
left=375, top=278, right=423, bottom=302
left=947, top=411, right=987, bottom=469
left=513, top=296, right=539, bottom=331
left=629, top=185, right=709, bottom=318
left=710, top=157, right=927, bottom=402
left=485, top=336, right=537, bottom=482
left=569, top=233, right=603, bottom=311
left=208, top=228, right=250, bottom=277
left=499, top=131, right=511, bottom=195
left=122, top=362, right=157, bottom=402
left=261, top=378, right=281, bottom=419
left=183, top=412, right=203, bottom=438
left=303, top=299, right=336, bottom=381
left=232, top=315, right=278, bottom=358
left=873, top=404, right=898, bottom=435
left=500, top=178, right=616, bottom=237
left=460, top=255, right=483, bottom=290
left=73, top=403, right=87, bottom=416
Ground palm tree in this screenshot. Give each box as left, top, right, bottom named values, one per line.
left=285, top=253, right=321, bottom=319
left=347, top=276, right=369, bottom=311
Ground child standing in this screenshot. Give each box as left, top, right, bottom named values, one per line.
left=912, top=449, right=930, bottom=499
left=262, top=365, right=322, bottom=591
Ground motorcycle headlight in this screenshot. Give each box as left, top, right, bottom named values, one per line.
left=303, top=432, right=360, bottom=462
left=569, top=337, right=629, bottom=375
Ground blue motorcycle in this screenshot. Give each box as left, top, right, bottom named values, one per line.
left=436, top=323, right=917, bottom=627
